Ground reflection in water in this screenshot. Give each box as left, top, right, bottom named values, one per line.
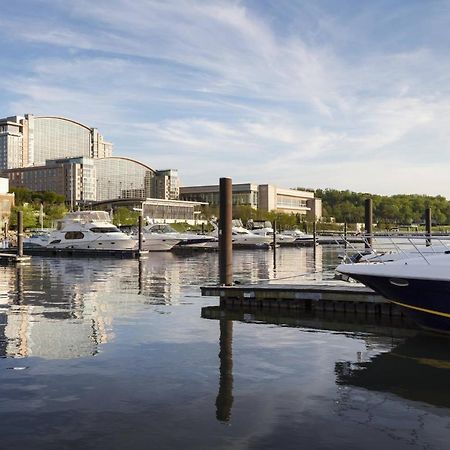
left=336, top=333, right=450, bottom=409
left=0, top=248, right=341, bottom=361
left=0, top=248, right=450, bottom=449
left=215, top=319, right=234, bottom=422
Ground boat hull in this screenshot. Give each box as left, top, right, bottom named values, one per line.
left=348, top=272, right=450, bottom=333
left=142, top=238, right=181, bottom=251
left=47, top=239, right=137, bottom=251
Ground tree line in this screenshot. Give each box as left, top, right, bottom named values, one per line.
left=313, top=189, right=450, bottom=225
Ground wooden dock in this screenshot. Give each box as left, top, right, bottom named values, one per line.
left=201, top=282, right=404, bottom=317
left=0, top=247, right=147, bottom=258
left=201, top=306, right=418, bottom=333
left=0, top=253, right=32, bottom=264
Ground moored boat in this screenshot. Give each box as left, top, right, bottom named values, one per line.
left=336, top=252, right=450, bottom=333
left=142, top=223, right=216, bottom=251
left=41, top=211, right=137, bottom=251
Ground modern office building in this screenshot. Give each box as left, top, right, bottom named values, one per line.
left=0, top=114, right=112, bottom=169
left=180, top=183, right=322, bottom=220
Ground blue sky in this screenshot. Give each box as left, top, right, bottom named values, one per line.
left=2, top=0, right=450, bottom=197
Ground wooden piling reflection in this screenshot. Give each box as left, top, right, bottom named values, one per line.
left=215, top=319, right=234, bottom=422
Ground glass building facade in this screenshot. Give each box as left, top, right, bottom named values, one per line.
left=0, top=114, right=113, bottom=169
left=94, top=157, right=156, bottom=202
left=32, top=117, right=92, bottom=165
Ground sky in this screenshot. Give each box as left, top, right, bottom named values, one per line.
left=1, top=0, right=450, bottom=197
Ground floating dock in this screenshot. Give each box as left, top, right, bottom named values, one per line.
left=201, top=282, right=405, bottom=317
left=201, top=305, right=418, bottom=333
left=0, top=252, right=32, bottom=264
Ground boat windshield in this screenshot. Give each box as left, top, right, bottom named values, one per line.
left=63, top=211, right=111, bottom=223
left=146, top=224, right=176, bottom=234
left=90, top=227, right=121, bottom=233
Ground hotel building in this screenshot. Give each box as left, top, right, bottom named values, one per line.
left=0, top=114, right=179, bottom=205
left=180, top=183, right=322, bottom=220
left=0, top=114, right=112, bottom=170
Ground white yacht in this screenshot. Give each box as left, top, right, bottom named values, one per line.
left=36, top=211, right=137, bottom=251
left=142, top=223, right=216, bottom=251
left=141, top=223, right=182, bottom=251
left=281, top=228, right=315, bottom=243
left=251, top=227, right=297, bottom=244
left=211, top=220, right=272, bottom=248
left=24, top=229, right=52, bottom=248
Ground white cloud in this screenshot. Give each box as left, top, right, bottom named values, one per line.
left=2, top=1, right=450, bottom=196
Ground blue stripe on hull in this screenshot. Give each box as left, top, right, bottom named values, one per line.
left=351, top=274, right=450, bottom=333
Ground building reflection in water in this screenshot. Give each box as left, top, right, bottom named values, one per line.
left=0, top=247, right=333, bottom=363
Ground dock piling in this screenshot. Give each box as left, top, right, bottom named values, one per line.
left=313, top=221, right=317, bottom=259
left=138, top=215, right=143, bottom=253
left=17, top=211, right=23, bottom=258
left=344, top=222, right=348, bottom=250
left=425, top=207, right=432, bottom=247
left=365, top=198, right=373, bottom=249
left=219, top=177, right=233, bottom=286
left=272, top=219, right=277, bottom=269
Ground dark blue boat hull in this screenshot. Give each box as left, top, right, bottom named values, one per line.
left=349, top=274, right=450, bottom=333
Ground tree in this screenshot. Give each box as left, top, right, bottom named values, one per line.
left=9, top=205, right=38, bottom=229
left=113, top=207, right=141, bottom=226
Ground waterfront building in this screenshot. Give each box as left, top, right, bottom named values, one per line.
left=3, top=157, right=96, bottom=205
left=0, top=113, right=181, bottom=206
left=94, top=157, right=155, bottom=201
left=2, top=156, right=181, bottom=207
left=0, top=177, right=14, bottom=233
left=180, top=183, right=322, bottom=220
left=0, top=114, right=112, bottom=169
left=142, top=198, right=206, bottom=224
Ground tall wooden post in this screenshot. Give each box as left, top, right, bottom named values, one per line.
left=219, top=177, right=233, bottom=286
left=425, top=207, right=432, bottom=247
left=17, top=211, right=23, bottom=258
left=272, top=220, right=277, bottom=270
left=138, top=214, right=143, bottom=253
left=313, top=221, right=317, bottom=258
left=365, top=198, right=373, bottom=249
left=344, top=222, right=348, bottom=250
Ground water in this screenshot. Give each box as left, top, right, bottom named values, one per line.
left=0, top=247, right=449, bottom=449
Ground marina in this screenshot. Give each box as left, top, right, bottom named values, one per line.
left=1, top=2, right=450, bottom=448
left=0, top=246, right=448, bottom=449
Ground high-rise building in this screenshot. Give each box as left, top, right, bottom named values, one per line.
left=154, top=169, right=180, bottom=200
left=0, top=113, right=180, bottom=206
left=0, top=114, right=112, bottom=169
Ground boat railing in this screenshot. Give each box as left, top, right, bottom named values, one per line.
left=339, top=233, right=450, bottom=265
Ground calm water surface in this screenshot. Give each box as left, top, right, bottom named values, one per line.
left=0, top=247, right=449, bottom=449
